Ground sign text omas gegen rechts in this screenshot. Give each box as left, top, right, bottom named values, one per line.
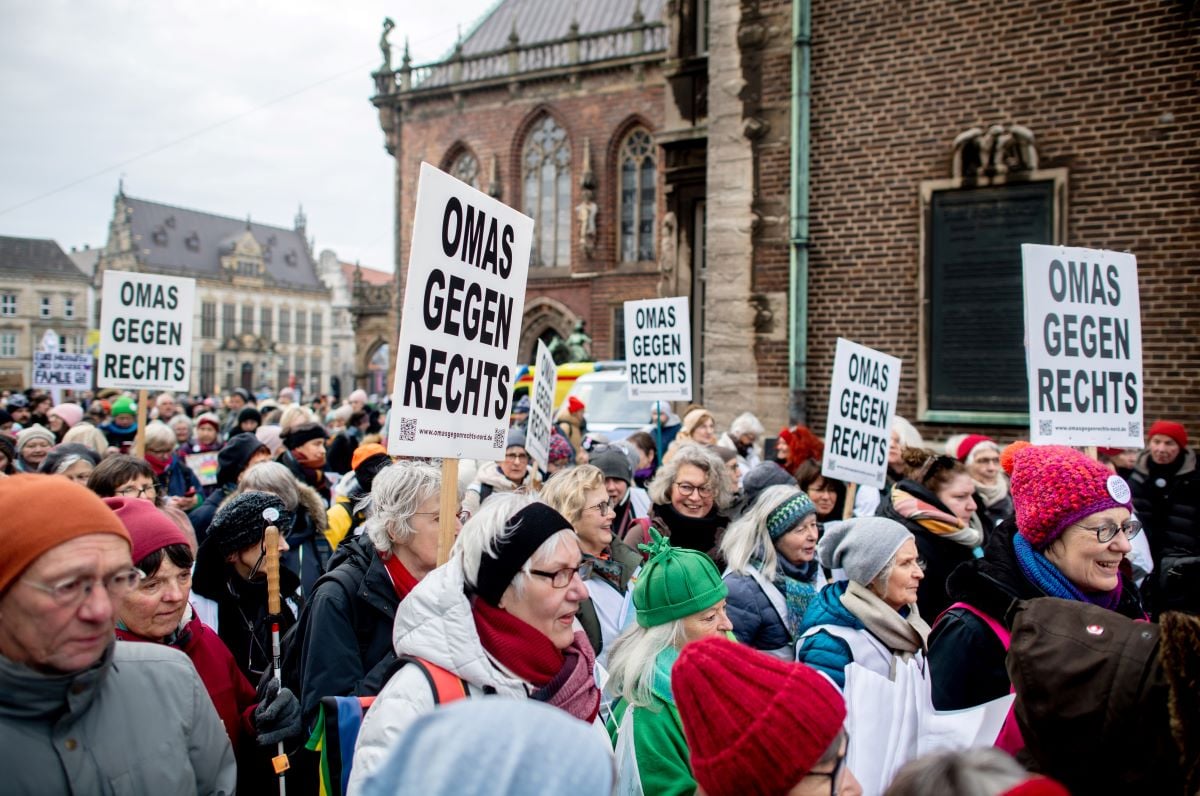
left=97, top=271, right=195, bottom=392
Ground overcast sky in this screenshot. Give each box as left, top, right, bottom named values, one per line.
left=0, top=0, right=498, bottom=273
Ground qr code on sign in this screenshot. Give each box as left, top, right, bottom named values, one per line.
left=1128, top=421, right=1141, bottom=437
left=398, top=417, right=417, bottom=442
left=1039, top=420, right=1054, bottom=436
left=493, top=426, right=507, bottom=448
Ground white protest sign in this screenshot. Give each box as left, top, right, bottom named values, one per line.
left=97, top=271, right=195, bottom=392
left=624, top=296, right=692, bottom=401
left=823, top=338, right=900, bottom=489
left=525, top=340, right=558, bottom=471
left=388, top=162, right=534, bottom=460
left=33, top=352, right=93, bottom=389
left=1023, top=244, right=1143, bottom=447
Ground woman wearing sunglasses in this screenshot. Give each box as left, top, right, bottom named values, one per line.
left=541, top=464, right=643, bottom=663
left=929, top=444, right=1147, bottom=711
left=349, top=495, right=602, bottom=792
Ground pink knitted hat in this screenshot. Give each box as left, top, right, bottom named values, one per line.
left=1010, top=445, right=1132, bottom=549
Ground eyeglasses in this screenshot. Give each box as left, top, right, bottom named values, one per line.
left=504, top=451, right=529, bottom=462
left=411, top=510, right=470, bottom=523
left=22, top=567, right=145, bottom=607
left=116, top=483, right=157, bottom=499
left=673, top=481, right=713, bottom=498
left=584, top=499, right=614, bottom=515
left=138, top=569, right=192, bottom=597
left=529, top=561, right=594, bottom=588
left=806, top=733, right=850, bottom=796
left=144, top=446, right=174, bottom=456
left=1075, top=519, right=1142, bottom=544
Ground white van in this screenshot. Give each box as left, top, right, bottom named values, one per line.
left=563, top=365, right=656, bottom=442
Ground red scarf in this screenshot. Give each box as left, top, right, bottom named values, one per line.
left=381, top=552, right=419, bottom=599
left=145, top=452, right=173, bottom=476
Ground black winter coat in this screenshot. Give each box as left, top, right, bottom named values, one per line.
left=928, top=520, right=1144, bottom=710
left=1129, top=448, right=1200, bottom=613
left=289, top=533, right=402, bottom=727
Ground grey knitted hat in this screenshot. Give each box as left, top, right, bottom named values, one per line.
left=817, top=516, right=913, bottom=586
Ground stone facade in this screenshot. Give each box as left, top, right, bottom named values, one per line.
left=316, top=251, right=394, bottom=400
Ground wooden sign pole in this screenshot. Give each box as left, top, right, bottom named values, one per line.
left=437, top=458, right=460, bottom=566
left=132, top=389, right=149, bottom=458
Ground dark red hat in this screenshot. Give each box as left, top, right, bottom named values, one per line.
left=104, top=497, right=190, bottom=566
left=1148, top=420, right=1187, bottom=450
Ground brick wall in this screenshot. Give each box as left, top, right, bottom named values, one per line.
left=803, top=0, right=1200, bottom=445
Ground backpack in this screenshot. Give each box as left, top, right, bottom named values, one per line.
left=279, top=564, right=374, bottom=699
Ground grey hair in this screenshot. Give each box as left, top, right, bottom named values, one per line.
left=883, top=748, right=1029, bottom=796
left=870, top=558, right=898, bottom=598
left=964, top=439, right=1001, bottom=466
left=720, top=484, right=803, bottom=581
left=454, top=493, right=579, bottom=600
left=362, top=462, right=442, bottom=554
left=167, top=413, right=193, bottom=433
left=51, top=454, right=86, bottom=474
left=605, top=620, right=688, bottom=709
left=233, top=460, right=300, bottom=510
left=646, top=443, right=734, bottom=509
left=728, top=412, right=765, bottom=439
left=61, top=424, right=109, bottom=455
left=143, top=420, right=177, bottom=450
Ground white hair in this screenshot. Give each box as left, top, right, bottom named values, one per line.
left=965, top=440, right=1001, bottom=466
left=720, top=484, right=803, bottom=581
left=892, top=415, right=924, bottom=451
left=143, top=420, right=177, bottom=450
left=453, top=493, right=578, bottom=600
left=362, top=462, right=442, bottom=554
left=884, top=748, right=1030, bottom=796
left=728, top=412, right=765, bottom=439
left=605, top=620, right=687, bottom=709
left=166, top=413, right=192, bottom=433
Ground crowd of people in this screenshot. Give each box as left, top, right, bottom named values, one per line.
left=0, top=383, right=1197, bottom=795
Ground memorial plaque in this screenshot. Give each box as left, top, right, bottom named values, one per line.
left=928, top=181, right=1054, bottom=413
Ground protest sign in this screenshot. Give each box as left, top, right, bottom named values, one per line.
left=624, top=296, right=692, bottom=401
left=387, top=162, right=534, bottom=461
left=525, top=340, right=558, bottom=471
left=1023, top=244, right=1143, bottom=447
left=97, top=271, right=195, bottom=392
left=823, top=338, right=900, bottom=490
left=185, top=452, right=220, bottom=487
left=33, top=352, right=93, bottom=389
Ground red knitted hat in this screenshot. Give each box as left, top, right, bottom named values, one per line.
left=566, top=396, right=585, bottom=414
left=956, top=434, right=994, bottom=462
left=672, top=637, right=846, bottom=796
left=1147, top=420, right=1187, bottom=449
left=103, top=497, right=190, bottom=567
left=1010, top=445, right=1132, bottom=549
left=1001, top=778, right=1071, bottom=796
left=0, top=474, right=131, bottom=594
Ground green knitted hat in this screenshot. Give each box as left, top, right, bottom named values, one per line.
left=111, top=396, right=137, bottom=417
left=634, top=529, right=728, bottom=627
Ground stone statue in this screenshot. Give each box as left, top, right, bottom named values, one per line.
left=566, top=321, right=592, bottom=362
left=379, top=18, right=396, bottom=71
left=657, top=211, right=677, bottom=296
left=576, top=189, right=598, bottom=257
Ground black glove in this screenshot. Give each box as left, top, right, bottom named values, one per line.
left=254, top=678, right=302, bottom=746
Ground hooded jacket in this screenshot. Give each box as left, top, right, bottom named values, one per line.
left=1129, top=447, right=1200, bottom=612
left=0, top=641, right=236, bottom=795
left=347, top=556, right=537, bottom=794
left=460, top=461, right=532, bottom=517
left=928, top=520, right=1145, bottom=710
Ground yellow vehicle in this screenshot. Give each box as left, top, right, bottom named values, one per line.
left=512, top=361, right=597, bottom=411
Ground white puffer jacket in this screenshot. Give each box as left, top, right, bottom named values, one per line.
left=347, top=556, right=534, bottom=794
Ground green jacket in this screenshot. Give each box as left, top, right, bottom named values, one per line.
left=607, top=647, right=696, bottom=796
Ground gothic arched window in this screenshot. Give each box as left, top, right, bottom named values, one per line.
left=619, top=128, right=656, bottom=262
left=449, top=150, right=479, bottom=189
left=522, top=116, right=571, bottom=267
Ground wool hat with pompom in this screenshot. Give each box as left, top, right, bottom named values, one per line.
left=633, top=529, right=727, bottom=627
left=672, top=636, right=847, bottom=796
left=1009, top=445, right=1132, bottom=549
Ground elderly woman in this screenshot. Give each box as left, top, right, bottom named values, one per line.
left=541, top=464, right=643, bottom=660
left=167, top=413, right=194, bottom=450
left=956, top=434, right=1014, bottom=526
left=662, top=407, right=717, bottom=463
left=716, top=411, right=765, bottom=470
left=14, top=424, right=54, bottom=471
left=721, top=485, right=826, bottom=657
left=928, top=444, right=1146, bottom=710
left=607, top=531, right=733, bottom=796
left=183, top=413, right=224, bottom=456
left=292, top=462, right=453, bottom=726
left=795, top=517, right=929, bottom=689
left=38, top=442, right=101, bottom=484
left=639, top=443, right=734, bottom=561
left=143, top=420, right=204, bottom=512
left=349, top=494, right=601, bottom=792
left=233, top=460, right=330, bottom=596
left=775, top=424, right=824, bottom=477
left=878, top=447, right=984, bottom=622
left=61, top=422, right=111, bottom=457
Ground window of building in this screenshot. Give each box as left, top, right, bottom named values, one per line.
left=241, top=304, right=254, bottom=334
left=311, top=311, right=323, bottom=346
left=279, top=309, right=291, bottom=344
left=0, top=333, right=16, bottom=358
left=310, top=355, right=322, bottom=394
left=201, top=302, right=216, bottom=338
left=39, top=296, right=51, bottom=319
left=222, top=303, right=236, bottom=339
left=522, top=115, right=572, bottom=267
left=450, top=150, right=480, bottom=189
left=200, top=353, right=215, bottom=396
left=64, top=297, right=75, bottom=319
left=295, top=310, right=307, bottom=345
left=619, top=128, right=657, bottom=262
left=260, top=306, right=273, bottom=338
left=0, top=294, right=16, bottom=317
left=223, top=359, right=235, bottom=392
left=612, top=306, right=626, bottom=359
left=277, top=364, right=289, bottom=392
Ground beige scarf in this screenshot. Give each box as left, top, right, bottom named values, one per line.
left=842, top=580, right=931, bottom=663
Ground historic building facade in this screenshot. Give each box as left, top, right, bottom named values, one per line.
left=316, top=250, right=394, bottom=399
left=94, top=191, right=333, bottom=398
